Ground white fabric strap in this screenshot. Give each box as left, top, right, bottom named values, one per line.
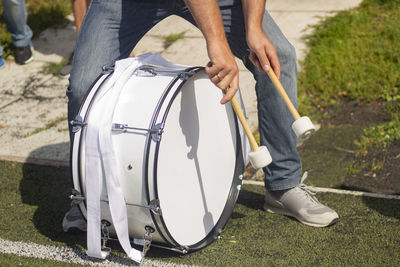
left=85, top=56, right=150, bottom=262
left=85, top=72, right=121, bottom=259
left=97, top=59, right=142, bottom=262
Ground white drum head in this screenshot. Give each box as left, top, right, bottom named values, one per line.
left=156, top=72, right=238, bottom=246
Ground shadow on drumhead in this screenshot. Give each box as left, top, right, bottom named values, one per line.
left=19, top=142, right=86, bottom=247
left=179, top=79, right=216, bottom=233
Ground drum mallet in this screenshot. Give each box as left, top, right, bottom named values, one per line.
left=231, top=96, right=272, bottom=169
left=266, top=68, right=315, bottom=140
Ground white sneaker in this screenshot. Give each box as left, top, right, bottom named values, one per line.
left=264, top=172, right=339, bottom=227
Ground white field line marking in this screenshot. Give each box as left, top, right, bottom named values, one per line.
left=242, top=180, right=400, bottom=200
left=0, top=238, right=192, bottom=267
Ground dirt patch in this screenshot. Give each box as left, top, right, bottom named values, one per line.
left=343, top=140, right=400, bottom=195
left=245, top=99, right=399, bottom=195
left=321, top=100, right=400, bottom=195
left=319, top=99, right=391, bottom=127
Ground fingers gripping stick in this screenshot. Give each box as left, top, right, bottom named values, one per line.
left=231, top=97, right=272, bottom=169
left=266, top=69, right=315, bottom=140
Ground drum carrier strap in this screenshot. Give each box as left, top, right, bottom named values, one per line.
left=84, top=57, right=146, bottom=263
left=80, top=54, right=195, bottom=264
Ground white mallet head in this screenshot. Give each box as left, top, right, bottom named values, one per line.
left=248, top=146, right=272, bottom=169
left=291, top=116, right=316, bottom=140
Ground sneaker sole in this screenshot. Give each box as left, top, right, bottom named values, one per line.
left=263, top=203, right=339, bottom=228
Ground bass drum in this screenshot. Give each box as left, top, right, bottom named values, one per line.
left=71, top=59, right=245, bottom=253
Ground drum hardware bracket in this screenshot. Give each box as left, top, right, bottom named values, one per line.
left=236, top=175, right=244, bottom=191
left=70, top=115, right=87, bottom=133
left=142, top=226, right=155, bottom=257
left=127, top=199, right=162, bottom=216
left=112, top=122, right=164, bottom=142
left=100, top=199, right=162, bottom=215
left=102, top=65, right=115, bottom=73
left=135, top=65, right=195, bottom=81
left=101, top=220, right=112, bottom=253
left=69, top=189, right=85, bottom=204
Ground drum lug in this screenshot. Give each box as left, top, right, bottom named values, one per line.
left=179, top=246, right=189, bottom=254
left=123, top=199, right=162, bottom=215
left=178, top=72, right=190, bottom=80
left=70, top=115, right=87, bottom=133
left=69, top=189, right=85, bottom=204
left=151, top=123, right=164, bottom=142
left=111, top=122, right=164, bottom=142
left=142, top=225, right=154, bottom=257
left=148, top=199, right=162, bottom=215
left=101, top=220, right=112, bottom=253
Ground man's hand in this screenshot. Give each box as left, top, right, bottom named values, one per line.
left=247, top=29, right=280, bottom=79
left=205, top=40, right=239, bottom=104
left=241, top=0, right=280, bottom=79
left=184, top=0, right=239, bottom=104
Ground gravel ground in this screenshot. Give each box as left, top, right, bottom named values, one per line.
left=0, top=238, right=198, bottom=267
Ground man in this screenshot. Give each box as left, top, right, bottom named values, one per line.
left=64, top=0, right=338, bottom=231
left=0, top=0, right=34, bottom=67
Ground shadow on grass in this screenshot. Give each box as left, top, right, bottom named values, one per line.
left=363, top=196, right=400, bottom=220
left=236, top=187, right=265, bottom=211
left=19, top=143, right=85, bottom=247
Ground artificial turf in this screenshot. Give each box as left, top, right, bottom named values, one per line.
left=0, top=253, right=88, bottom=267
left=0, top=161, right=399, bottom=266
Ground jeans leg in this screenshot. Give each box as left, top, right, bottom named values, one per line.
left=2, top=0, right=32, bottom=47
left=178, top=1, right=302, bottom=190
left=67, top=0, right=173, bottom=137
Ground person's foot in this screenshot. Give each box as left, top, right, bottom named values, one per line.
left=15, top=43, right=34, bottom=65
left=62, top=202, right=87, bottom=233
left=0, top=56, right=4, bottom=68
left=264, top=172, right=339, bottom=227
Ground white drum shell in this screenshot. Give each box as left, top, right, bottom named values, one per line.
left=71, top=65, right=245, bottom=249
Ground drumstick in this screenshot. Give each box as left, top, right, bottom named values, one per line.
left=231, top=97, right=258, bottom=151
left=230, top=96, right=272, bottom=169
left=266, top=68, right=315, bottom=139
left=266, top=68, right=300, bottom=120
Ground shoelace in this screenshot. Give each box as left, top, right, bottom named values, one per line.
left=298, top=171, right=319, bottom=203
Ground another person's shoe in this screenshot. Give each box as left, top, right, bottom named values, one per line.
left=264, top=172, right=339, bottom=227
left=62, top=202, right=87, bottom=233
left=15, top=43, right=34, bottom=65
left=0, top=56, right=4, bottom=68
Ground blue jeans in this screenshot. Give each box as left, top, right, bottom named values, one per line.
left=67, top=0, right=302, bottom=191
left=0, top=0, right=33, bottom=56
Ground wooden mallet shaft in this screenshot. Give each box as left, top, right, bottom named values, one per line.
left=231, top=96, right=259, bottom=152
left=267, top=68, right=301, bottom=120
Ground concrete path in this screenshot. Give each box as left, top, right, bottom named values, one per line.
left=0, top=0, right=362, bottom=165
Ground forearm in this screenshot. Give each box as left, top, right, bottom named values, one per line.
left=241, top=0, right=266, bottom=35
left=184, top=0, right=239, bottom=104
left=183, top=0, right=227, bottom=44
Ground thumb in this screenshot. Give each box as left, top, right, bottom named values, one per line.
left=254, top=49, right=271, bottom=73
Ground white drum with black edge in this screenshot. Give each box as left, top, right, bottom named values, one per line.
left=70, top=57, right=245, bottom=254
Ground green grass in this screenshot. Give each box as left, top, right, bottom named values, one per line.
left=164, top=31, right=186, bottom=47
left=0, top=160, right=399, bottom=266
left=298, top=0, right=400, bottom=149
left=23, top=116, right=67, bottom=138
left=43, top=57, right=69, bottom=76
left=0, top=0, right=71, bottom=58
left=299, top=125, right=364, bottom=188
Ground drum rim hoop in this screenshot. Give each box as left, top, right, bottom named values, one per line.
left=145, top=67, right=244, bottom=251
